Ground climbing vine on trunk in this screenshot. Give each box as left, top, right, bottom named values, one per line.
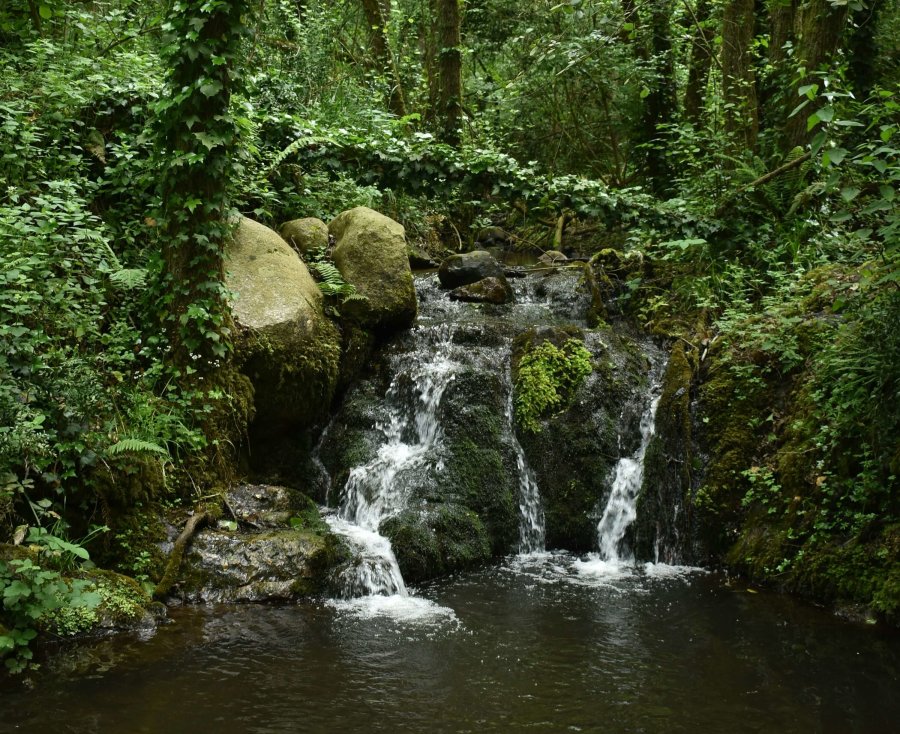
left=154, top=0, right=252, bottom=375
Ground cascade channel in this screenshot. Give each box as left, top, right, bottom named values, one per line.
left=319, top=267, right=669, bottom=599
left=321, top=273, right=560, bottom=599
left=581, top=369, right=663, bottom=573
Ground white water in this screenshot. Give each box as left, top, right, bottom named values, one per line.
left=327, top=329, right=456, bottom=599
left=573, top=379, right=661, bottom=581
left=505, top=368, right=546, bottom=554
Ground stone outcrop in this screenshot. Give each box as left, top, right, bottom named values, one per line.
left=329, top=207, right=417, bottom=332
left=226, top=217, right=341, bottom=432
left=170, top=485, right=346, bottom=603
left=448, top=276, right=513, bottom=304
left=438, top=250, right=505, bottom=289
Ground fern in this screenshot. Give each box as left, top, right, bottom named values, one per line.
left=108, top=268, right=148, bottom=291
left=310, top=260, right=365, bottom=303
left=265, top=130, right=339, bottom=177
left=106, top=438, right=168, bottom=457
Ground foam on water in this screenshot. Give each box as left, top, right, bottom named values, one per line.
left=326, top=594, right=460, bottom=626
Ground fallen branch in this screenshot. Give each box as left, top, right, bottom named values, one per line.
left=153, top=510, right=212, bottom=600
left=716, top=151, right=812, bottom=216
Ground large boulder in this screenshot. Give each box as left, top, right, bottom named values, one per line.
left=226, top=217, right=341, bottom=432
left=329, top=207, right=417, bottom=332
left=170, top=485, right=347, bottom=603
left=438, top=250, right=504, bottom=289
left=279, top=217, right=329, bottom=257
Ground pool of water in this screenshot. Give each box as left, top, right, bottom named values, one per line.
left=2, top=554, right=898, bottom=733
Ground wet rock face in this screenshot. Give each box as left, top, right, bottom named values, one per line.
left=448, top=276, right=513, bottom=304
left=173, top=485, right=346, bottom=604
left=514, top=329, right=654, bottom=551
left=438, top=250, right=505, bottom=289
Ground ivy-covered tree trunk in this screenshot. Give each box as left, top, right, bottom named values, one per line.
left=155, top=0, right=250, bottom=375
left=781, top=0, right=848, bottom=151
left=683, top=0, right=715, bottom=125
left=721, top=0, right=759, bottom=153
left=435, top=0, right=463, bottom=146
left=360, top=0, right=407, bottom=118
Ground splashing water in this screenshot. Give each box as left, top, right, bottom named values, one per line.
left=595, top=389, right=661, bottom=564
left=505, top=367, right=546, bottom=554
left=328, top=328, right=457, bottom=598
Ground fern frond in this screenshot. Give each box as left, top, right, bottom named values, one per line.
left=107, top=438, right=168, bottom=457
left=108, top=268, right=148, bottom=291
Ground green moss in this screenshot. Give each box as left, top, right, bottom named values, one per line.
left=382, top=503, right=491, bottom=583
left=514, top=337, right=593, bottom=433
left=442, top=438, right=517, bottom=553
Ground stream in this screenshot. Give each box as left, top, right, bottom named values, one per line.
left=2, top=559, right=899, bottom=733
left=2, top=266, right=898, bottom=731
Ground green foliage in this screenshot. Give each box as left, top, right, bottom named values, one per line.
left=515, top=339, right=593, bottom=433
left=0, top=532, right=101, bottom=672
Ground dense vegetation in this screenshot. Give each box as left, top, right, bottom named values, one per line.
left=1, top=0, right=897, bottom=670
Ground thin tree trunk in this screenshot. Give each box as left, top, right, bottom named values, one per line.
left=721, top=0, right=759, bottom=153
left=641, top=0, right=677, bottom=188
left=27, top=0, right=43, bottom=34
left=435, top=0, right=463, bottom=145
left=683, top=0, right=715, bottom=125
left=360, top=0, right=407, bottom=117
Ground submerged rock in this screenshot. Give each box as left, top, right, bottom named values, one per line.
left=330, top=206, right=417, bottom=332
left=448, top=276, right=513, bottom=304
left=227, top=216, right=341, bottom=433
left=438, top=250, right=504, bottom=289
left=279, top=217, right=329, bottom=257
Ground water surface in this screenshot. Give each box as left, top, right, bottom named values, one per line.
left=2, top=554, right=898, bottom=733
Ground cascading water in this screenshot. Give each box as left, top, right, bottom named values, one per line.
left=505, top=369, right=545, bottom=554
left=327, top=327, right=456, bottom=598
left=572, top=367, right=664, bottom=580
left=595, top=387, right=661, bottom=563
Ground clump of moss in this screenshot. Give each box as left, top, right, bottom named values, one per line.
left=514, top=338, right=593, bottom=433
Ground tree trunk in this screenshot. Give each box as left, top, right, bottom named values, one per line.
left=782, top=0, right=849, bottom=150
left=769, top=0, right=796, bottom=65
left=360, top=0, right=407, bottom=117
left=641, top=0, right=677, bottom=188
left=157, top=0, right=249, bottom=373
left=683, top=0, right=715, bottom=125
left=721, top=0, right=759, bottom=153
left=435, top=0, right=463, bottom=145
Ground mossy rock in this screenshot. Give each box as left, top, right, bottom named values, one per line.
left=280, top=217, right=328, bottom=257
left=227, top=216, right=341, bottom=434
left=42, top=569, right=163, bottom=639
left=449, top=276, right=513, bottom=304
left=381, top=503, right=491, bottom=583
left=330, top=206, right=417, bottom=333
left=516, top=330, right=651, bottom=551
left=438, top=250, right=504, bottom=289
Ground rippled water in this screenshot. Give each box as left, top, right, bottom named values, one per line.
left=3, top=555, right=898, bottom=733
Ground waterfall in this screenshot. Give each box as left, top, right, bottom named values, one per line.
left=506, top=368, right=546, bottom=554
left=327, top=328, right=456, bottom=597
left=594, top=386, right=661, bottom=564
